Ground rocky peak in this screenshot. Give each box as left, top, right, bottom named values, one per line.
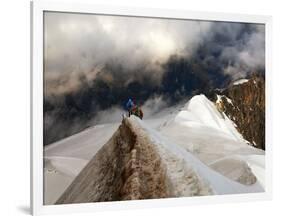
left=208, top=74, right=265, bottom=150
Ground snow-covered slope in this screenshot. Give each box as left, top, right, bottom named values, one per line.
left=173, top=94, right=244, bottom=141
left=159, top=94, right=264, bottom=187
left=135, top=117, right=264, bottom=195
left=56, top=114, right=264, bottom=204
left=44, top=123, right=119, bottom=204
left=45, top=94, right=265, bottom=205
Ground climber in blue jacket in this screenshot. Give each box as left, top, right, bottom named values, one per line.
left=125, top=98, right=143, bottom=119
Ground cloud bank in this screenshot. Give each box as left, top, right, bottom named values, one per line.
left=44, top=12, right=213, bottom=96
left=43, top=12, right=265, bottom=144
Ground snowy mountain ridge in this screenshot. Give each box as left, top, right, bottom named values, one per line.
left=174, top=94, right=245, bottom=142
left=44, top=93, right=265, bottom=204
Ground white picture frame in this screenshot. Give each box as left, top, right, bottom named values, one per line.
left=31, top=0, right=273, bottom=215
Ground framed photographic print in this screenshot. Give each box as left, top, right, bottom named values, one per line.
left=31, top=0, right=272, bottom=215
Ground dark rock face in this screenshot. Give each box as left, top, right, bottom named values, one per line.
left=208, top=75, right=265, bottom=150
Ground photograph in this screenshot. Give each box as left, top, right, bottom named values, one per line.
left=43, top=11, right=265, bottom=205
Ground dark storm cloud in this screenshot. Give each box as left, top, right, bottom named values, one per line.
left=43, top=12, right=265, bottom=145
left=44, top=12, right=212, bottom=96
left=45, top=13, right=264, bottom=96
left=210, top=23, right=265, bottom=79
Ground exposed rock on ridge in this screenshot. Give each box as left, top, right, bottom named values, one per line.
left=56, top=118, right=168, bottom=204
left=209, top=75, right=265, bottom=150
